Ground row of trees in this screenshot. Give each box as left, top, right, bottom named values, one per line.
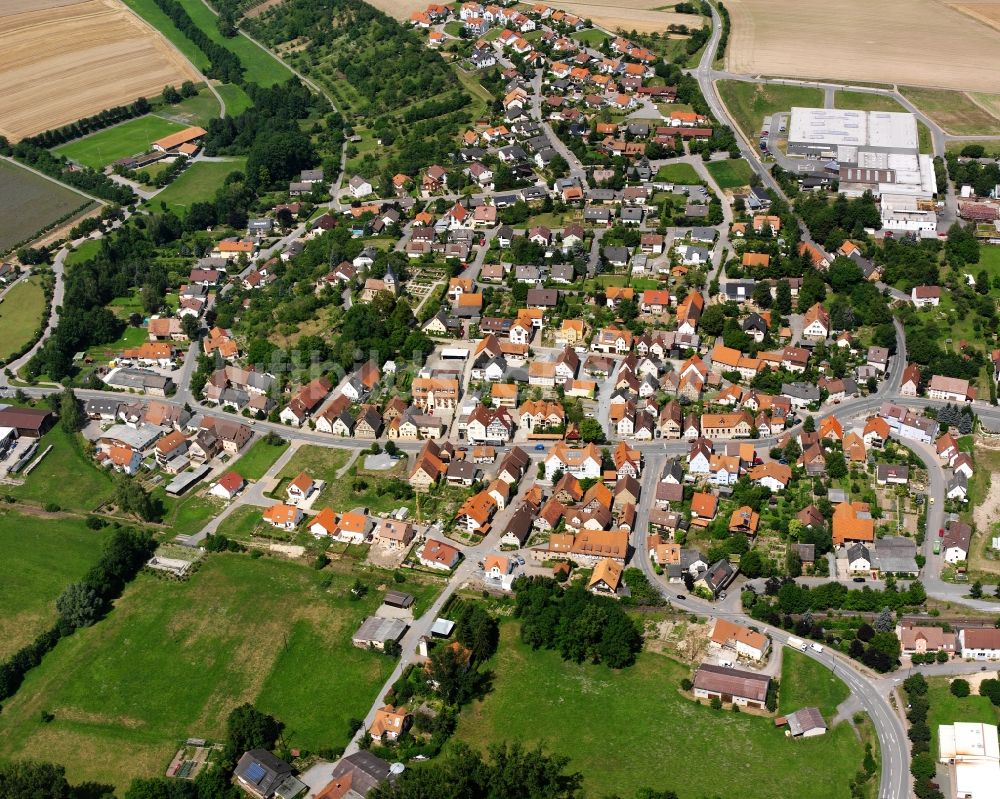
left=902, top=674, right=944, bottom=799
left=150, top=0, right=244, bottom=84
left=23, top=97, right=151, bottom=150
left=0, top=527, right=155, bottom=702
left=0, top=138, right=135, bottom=205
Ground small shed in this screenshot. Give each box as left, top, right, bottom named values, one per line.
left=430, top=618, right=455, bottom=638
left=383, top=591, right=415, bottom=609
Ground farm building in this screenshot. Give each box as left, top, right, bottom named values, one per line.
left=152, top=126, right=207, bottom=154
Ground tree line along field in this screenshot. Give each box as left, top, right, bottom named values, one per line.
left=0, top=0, right=201, bottom=142
left=0, top=512, right=110, bottom=662
left=0, top=553, right=393, bottom=790
left=453, top=625, right=869, bottom=799
left=0, top=159, right=95, bottom=254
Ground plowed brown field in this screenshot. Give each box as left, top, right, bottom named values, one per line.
left=0, top=0, right=200, bottom=141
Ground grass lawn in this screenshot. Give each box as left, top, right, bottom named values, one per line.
left=176, top=0, right=292, bottom=87
left=0, top=511, right=109, bottom=661
left=269, top=445, right=351, bottom=506
left=156, top=89, right=223, bottom=128
left=325, top=459, right=467, bottom=520
left=833, top=90, right=906, bottom=113
left=0, top=276, right=47, bottom=361
left=8, top=425, right=116, bottom=513
left=65, top=239, right=102, bottom=267
left=229, top=436, right=290, bottom=480
left=571, top=28, right=609, bottom=46
left=150, top=158, right=247, bottom=215
left=214, top=505, right=262, bottom=541
left=54, top=116, right=186, bottom=170
left=454, top=625, right=866, bottom=799
left=947, top=138, right=1000, bottom=157
left=85, top=324, right=148, bottom=361
left=927, top=676, right=1000, bottom=756
left=512, top=211, right=584, bottom=230
left=655, top=162, right=701, bottom=183
left=120, top=0, right=211, bottom=71
left=717, top=81, right=823, bottom=144
left=0, top=553, right=388, bottom=790
left=216, top=83, right=253, bottom=116
left=451, top=64, right=492, bottom=121
left=156, top=491, right=226, bottom=537
left=780, top=649, right=849, bottom=719
left=705, top=157, right=754, bottom=189
left=900, top=87, right=1000, bottom=136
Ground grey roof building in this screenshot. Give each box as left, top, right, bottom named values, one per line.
left=234, top=750, right=305, bottom=799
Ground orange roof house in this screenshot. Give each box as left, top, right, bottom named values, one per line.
left=843, top=432, right=866, bottom=462
left=832, top=502, right=875, bottom=546
left=819, top=415, right=843, bottom=441
left=742, top=252, right=770, bottom=269
left=691, top=491, right=718, bottom=520
left=370, top=705, right=409, bottom=740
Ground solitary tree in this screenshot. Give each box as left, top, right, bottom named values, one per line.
left=56, top=582, right=103, bottom=630
left=59, top=388, right=82, bottom=433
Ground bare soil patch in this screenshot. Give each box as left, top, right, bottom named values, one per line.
left=0, top=0, right=200, bottom=141
left=725, top=0, right=1000, bottom=93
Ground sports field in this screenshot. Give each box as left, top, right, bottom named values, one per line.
left=0, top=553, right=389, bottom=790
left=454, top=625, right=867, bottom=799
left=725, top=0, right=1000, bottom=93
left=0, top=512, right=109, bottom=661
left=0, top=160, right=93, bottom=253
left=150, top=158, right=247, bottom=214
left=54, top=116, right=186, bottom=170
left=0, top=0, right=200, bottom=141
left=0, top=276, right=48, bottom=361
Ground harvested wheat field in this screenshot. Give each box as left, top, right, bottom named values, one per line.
left=362, top=0, right=426, bottom=19
left=0, top=0, right=200, bottom=141
left=549, top=1, right=706, bottom=34
left=949, top=1, right=1000, bottom=30
left=726, top=0, right=1000, bottom=93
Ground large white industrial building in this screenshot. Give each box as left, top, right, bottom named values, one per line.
left=787, top=106, right=938, bottom=233
left=939, top=722, right=1000, bottom=799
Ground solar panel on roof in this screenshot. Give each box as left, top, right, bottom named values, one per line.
left=245, top=762, right=267, bottom=784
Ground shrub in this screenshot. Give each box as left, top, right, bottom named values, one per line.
left=950, top=679, right=970, bottom=698
left=680, top=678, right=693, bottom=691
left=710, top=696, right=722, bottom=710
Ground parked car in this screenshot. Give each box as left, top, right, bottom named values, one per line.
left=534, top=443, right=545, bottom=451
left=939, top=528, right=944, bottom=537
left=853, top=576, right=866, bottom=583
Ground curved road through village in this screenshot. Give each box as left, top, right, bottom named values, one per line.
left=4, top=8, right=995, bottom=798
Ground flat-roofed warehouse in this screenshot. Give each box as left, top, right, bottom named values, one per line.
left=787, top=107, right=918, bottom=157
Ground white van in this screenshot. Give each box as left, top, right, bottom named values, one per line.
left=811, top=642, right=824, bottom=653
